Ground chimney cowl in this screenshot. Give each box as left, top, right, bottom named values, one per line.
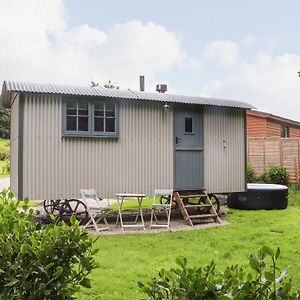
left=156, top=84, right=167, bottom=93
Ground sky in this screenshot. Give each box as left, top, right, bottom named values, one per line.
left=1, top=0, right=300, bottom=120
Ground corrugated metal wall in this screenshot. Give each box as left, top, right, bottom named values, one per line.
left=203, top=107, right=246, bottom=193
left=10, top=94, right=19, bottom=197
left=22, top=94, right=174, bottom=199
left=15, top=94, right=247, bottom=199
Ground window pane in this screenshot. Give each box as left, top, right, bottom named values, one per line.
left=106, top=118, right=115, bottom=132
left=94, top=103, right=104, bottom=116
left=67, top=116, right=77, bottom=130
left=185, top=117, right=193, bottom=133
left=106, top=103, right=115, bottom=117
left=281, top=126, right=289, bottom=138
left=78, top=101, right=88, bottom=115
left=78, top=117, right=89, bottom=131
left=66, top=101, right=77, bottom=115
left=94, top=117, right=104, bottom=132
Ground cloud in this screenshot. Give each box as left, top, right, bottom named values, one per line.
left=203, top=40, right=239, bottom=66
left=0, top=0, right=186, bottom=91
left=200, top=51, right=300, bottom=121
left=240, top=35, right=256, bottom=47
left=265, top=35, right=281, bottom=52
left=90, top=21, right=186, bottom=88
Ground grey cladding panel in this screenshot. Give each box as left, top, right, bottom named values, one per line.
left=10, top=95, right=19, bottom=196
left=203, top=107, right=246, bottom=193
left=21, top=95, right=174, bottom=199
left=174, top=151, right=204, bottom=189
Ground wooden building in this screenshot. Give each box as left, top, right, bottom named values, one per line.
left=247, top=110, right=300, bottom=138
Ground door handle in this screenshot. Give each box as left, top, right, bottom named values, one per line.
left=175, top=136, right=182, bottom=144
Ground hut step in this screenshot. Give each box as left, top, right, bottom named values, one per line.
left=173, top=189, right=222, bottom=226
left=180, top=194, right=207, bottom=198
left=189, top=214, right=217, bottom=219
left=184, top=204, right=212, bottom=208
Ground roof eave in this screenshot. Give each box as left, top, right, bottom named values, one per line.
left=1, top=80, right=255, bottom=110
left=0, top=81, right=11, bottom=108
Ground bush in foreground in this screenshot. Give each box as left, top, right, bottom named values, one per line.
left=247, top=163, right=289, bottom=185
left=0, top=146, right=10, bottom=161
left=0, top=189, right=98, bottom=299
left=138, top=246, right=300, bottom=299
left=260, top=165, right=289, bottom=186
left=247, top=163, right=257, bottom=183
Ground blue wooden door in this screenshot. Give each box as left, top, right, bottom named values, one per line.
left=174, top=108, right=204, bottom=189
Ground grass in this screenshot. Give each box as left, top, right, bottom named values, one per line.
left=111, top=197, right=153, bottom=211
left=0, top=138, right=10, bottom=178
left=110, top=196, right=199, bottom=212
left=0, top=138, right=9, bottom=148
left=76, top=188, right=300, bottom=299
left=28, top=200, right=43, bottom=207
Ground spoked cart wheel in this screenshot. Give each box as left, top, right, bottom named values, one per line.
left=43, top=199, right=60, bottom=214
left=58, top=199, right=88, bottom=224
left=159, top=195, right=171, bottom=205
left=198, top=193, right=220, bottom=215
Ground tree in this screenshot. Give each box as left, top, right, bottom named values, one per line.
left=90, top=80, right=119, bottom=89
left=103, top=80, right=119, bottom=89
left=90, top=80, right=99, bottom=87
left=0, top=104, right=10, bottom=139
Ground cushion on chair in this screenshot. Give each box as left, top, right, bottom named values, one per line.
left=81, top=189, right=97, bottom=197
left=89, top=204, right=111, bottom=211
left=154, top=189, right=173, bottom=196
left=152, top=204, right=170, bottom=209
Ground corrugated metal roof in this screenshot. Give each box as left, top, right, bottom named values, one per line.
left=0, top=80, right=255, bottom=109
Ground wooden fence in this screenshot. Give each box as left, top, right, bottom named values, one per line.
left=247, top=137, right=300, bottom=184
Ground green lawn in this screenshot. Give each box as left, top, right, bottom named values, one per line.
left=76, top=188, right=300, bottom=299
left=111, top=197, right=153, bottom=211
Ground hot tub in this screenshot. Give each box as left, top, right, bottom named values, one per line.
left=227, top=183, right=288, bottom=210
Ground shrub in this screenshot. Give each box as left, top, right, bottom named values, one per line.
left=1, top=159, right=10, bottom=174
left=0, top=106, right=10, bottom=139
left=0, top=189, right=98, bottom=299
left=0, top=146, right=10, bottom=161
left=138, top=246, right=300, bottom=299
left=247, top=162, right=256, bottom=183
left=260, top=165, right=289, bottom=185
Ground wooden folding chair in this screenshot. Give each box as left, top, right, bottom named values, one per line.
left=80, top=189, right=112, bottom=232
left=150, top=189, right=173, bottom=229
